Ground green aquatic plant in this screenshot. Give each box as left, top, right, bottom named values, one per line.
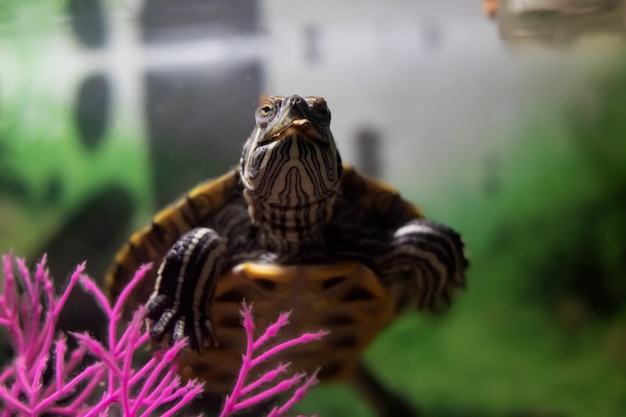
left=0, top=254, right=323, bottom=416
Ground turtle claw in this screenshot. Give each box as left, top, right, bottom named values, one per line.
left=171, top=316, right=187, bottom=344
left=145, top=295, right=218, bottom=353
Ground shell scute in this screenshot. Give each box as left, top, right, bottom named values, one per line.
left=176, top=261, right=395, bottom=394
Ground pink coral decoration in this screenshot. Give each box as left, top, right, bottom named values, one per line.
left=0, top=253, right=203, bottom=416
left=0, top=253, right=325, bottom=417
left=219, top=303, right=328, bottom=417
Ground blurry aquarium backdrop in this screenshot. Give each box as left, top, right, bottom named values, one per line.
left=0, top=0, right=625, bottom=416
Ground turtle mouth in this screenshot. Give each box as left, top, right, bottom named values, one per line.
left=272, top=119, right=323, bottom=142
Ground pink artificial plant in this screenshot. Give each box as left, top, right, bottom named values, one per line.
left=0, top=253, right=325, bottom=417
left=220, top=304, right=328, bottom=417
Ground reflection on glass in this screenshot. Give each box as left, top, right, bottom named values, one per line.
left=494, top=0, right=626, bottom=45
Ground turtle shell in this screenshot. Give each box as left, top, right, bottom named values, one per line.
left=105, top=164, right=426, bottom=391
left=178, top=261, right=395, bottom=394
left=106, top=165, right=423, bottom=315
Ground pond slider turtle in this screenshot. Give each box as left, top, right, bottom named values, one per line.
left=106, top=95, right=468, bottom=416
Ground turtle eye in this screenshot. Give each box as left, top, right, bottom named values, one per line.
left=259, top=103, right=275, bottom=119
left=316, top=105, right=330, bottom=124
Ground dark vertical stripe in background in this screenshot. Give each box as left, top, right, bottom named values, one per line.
left=141, top=0, right=262, bottom=206
left=145, top=63, right=261, bottom=206
left=355, top=127, right=382, bottom=179
left=141, top=0, right=260, bottom=43
left=67, top=0, right=108, bottom=48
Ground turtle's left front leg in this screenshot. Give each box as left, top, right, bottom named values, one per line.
left=351, top=219, right=467, bottom=417
left=146, top=227, right=227, bottom=352
left=380, top=218, right=468, bottom=311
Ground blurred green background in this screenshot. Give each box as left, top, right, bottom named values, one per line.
left=0, top=1, right=625, bottom=416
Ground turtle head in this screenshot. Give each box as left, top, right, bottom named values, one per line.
left=240, top=95, right=342, bottom=243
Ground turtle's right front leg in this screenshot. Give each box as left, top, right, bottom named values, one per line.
left=145, top=227, right=227, bottom=352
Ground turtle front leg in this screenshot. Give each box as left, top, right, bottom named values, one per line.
left=381, top=218, right=468, bottom=311
left=146, top=227, right=227, bottom=352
